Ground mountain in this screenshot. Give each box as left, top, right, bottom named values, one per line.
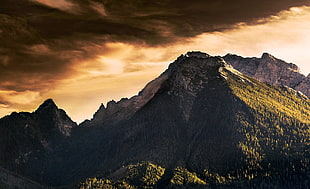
left=0, top=52, right=309, bottom=188
left=74, top=52, right=310, bottom=188
left=0, top=99, right=77, bottom=184
left=82, top=52, right=309, bottom=128
left=223, top=53, right=310, bottom=97
left=47, top=52, right=310, bottom=187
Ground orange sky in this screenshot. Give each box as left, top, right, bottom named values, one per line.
left=1, top=2, right=310, bottom=123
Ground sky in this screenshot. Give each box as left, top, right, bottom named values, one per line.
left=0, top=0, right=310, bottom=123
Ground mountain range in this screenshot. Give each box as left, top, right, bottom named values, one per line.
left=0, top=52, right=309, bottom=188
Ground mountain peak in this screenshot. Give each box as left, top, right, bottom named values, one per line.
left=33, top=98, right=77, bottom=136
left=185, top=51, right=210, bottom=58
left=35, top=98, right=58, bottom=113
left=43, top=98, right=56, bottom=106
left=223, top=52, right=308, bottom=96
left=261, top=52, right=276, bottom=60
left=87, top=52, right=227, bottom=126
left=171, top=52, right=229, bottom=72
left=163, top=54, right=235, bottom=120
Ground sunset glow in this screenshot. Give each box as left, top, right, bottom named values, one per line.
left=1, top=1, right=310, bottom=122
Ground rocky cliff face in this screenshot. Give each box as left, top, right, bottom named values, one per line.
left=223, top=53, right=309, bottom=97
left=86, top=52, right=230, bottom=126
left=83, top=71, right=169, bottom=126
left=163, top=52, right=230, bottom=121
left=295, top=74, right=310, bottom=98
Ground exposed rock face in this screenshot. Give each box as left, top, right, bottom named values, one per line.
left=168, top=52, right=228, bottom=96
left=87, top=51, right=230, bottom=125
left=164, top=52, right=230, bottom=120
left=84, top=71, right=170, bottom=126
left=295, top=74, right=310, bottom=98
left=223, top=53, right=309, bottom=97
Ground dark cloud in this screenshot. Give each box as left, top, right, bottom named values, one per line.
left=0, top=0, right=310, bottom=113
left=2, top=0, right=309, bottom=43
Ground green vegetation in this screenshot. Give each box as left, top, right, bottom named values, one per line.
left=203, top=169, right=235, bottom=184
left=79, top=162, right=310, bottom=188
left=79, top=178, right=135, bottom=189
left=224, top=68, right=310, bottom=177
left=225, top=68, right=310, bottom=124
left=79, top=162, right=166, bottom=189
left=79, top=162, right=209, bottom=189
left=127, top=162, right=165, bottom=186
left=170, top=167, right=206, bottom=185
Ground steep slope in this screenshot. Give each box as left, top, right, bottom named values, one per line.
left=82, top=71, right=169, bottom=126
left=0, top=99, right=77, bottom=181
left=223, top=53, right=310, bottom=97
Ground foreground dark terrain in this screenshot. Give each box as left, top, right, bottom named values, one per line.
left=0, top=52, right=309, bottom=188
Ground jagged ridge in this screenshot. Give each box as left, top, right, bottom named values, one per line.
left=223, top=52, right=309, bottom=97
left=87, top=51, right=309, bottom=128
left=0, top=51, right=309, bottom=188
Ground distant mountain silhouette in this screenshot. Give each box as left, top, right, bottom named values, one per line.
left=0, top=99, right=77, bottom=185
left=0, top=52, right=309, bottom=188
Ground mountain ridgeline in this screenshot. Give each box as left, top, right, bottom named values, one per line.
left=224, top=53, right=310, bottom=97
left=0, top=52, right=309, bottom=188
left=0, top=99, right=77, bottom=186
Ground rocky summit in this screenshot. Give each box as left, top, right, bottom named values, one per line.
left=223, top=53, right=309, bottom=97
left=0, top=52, right=309, bottom=188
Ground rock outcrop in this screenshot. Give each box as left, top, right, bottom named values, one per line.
left=295, top=74, right=310, bottom=98
left=86, top=51, right=230, bottom=125
left=223, top=53, right=309, bottom=97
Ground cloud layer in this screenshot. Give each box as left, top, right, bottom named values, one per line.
left=0, top=0, right=310, bottom=122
